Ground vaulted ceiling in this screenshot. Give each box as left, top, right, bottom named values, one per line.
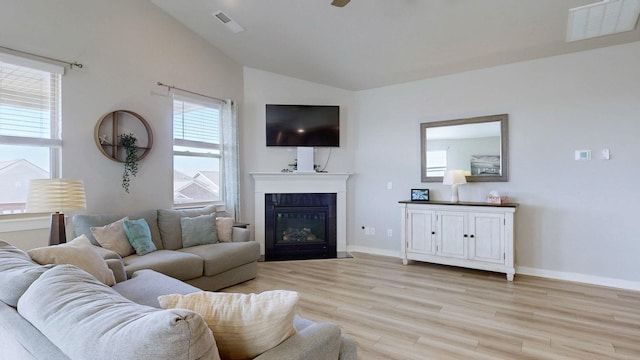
left=151, top=0, right=640, bottom=90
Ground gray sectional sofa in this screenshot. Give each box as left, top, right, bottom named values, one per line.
left=71, top=206, right=260, bottom=291
left=0, top=240, right=357, bottom=359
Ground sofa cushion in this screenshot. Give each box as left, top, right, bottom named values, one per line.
left=158, top=290, right=298, bottom=360
left=158, top=206, right=216, bottom=250
left=90, top=217, right=134, bottom=257
left=27, top=235, right=115, bottom=286
left=0, top=240, right=52, bottom=307
left=73, top=209, right=163, bottom=250
left=124, top=219, right=157, bottom=256
left=216, top=217, right=234, bottom=243
left=18, top=265, right=220, bottom=360
left=123, top=250, right=203, bottom=281
left=177, top=242, right=260, bottom=277
left=113, top=269, right=200, bottom=308
left=181, top=214, right=218, bottom=248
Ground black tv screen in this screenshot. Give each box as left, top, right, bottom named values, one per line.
left=266, top=104, right=340, bottom=147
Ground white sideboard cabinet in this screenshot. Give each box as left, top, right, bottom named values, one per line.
left=400, top=201, right=518, bottom=281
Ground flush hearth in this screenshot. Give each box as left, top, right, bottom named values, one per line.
left=265, top=193, right=337, bottom=261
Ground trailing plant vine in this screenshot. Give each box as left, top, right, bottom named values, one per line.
left=119, top=133, right=138, bottom=193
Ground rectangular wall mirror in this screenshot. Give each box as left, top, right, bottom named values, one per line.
left=421, top=114, right=508, bottom=182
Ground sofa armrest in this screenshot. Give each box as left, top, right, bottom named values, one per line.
left=232, top=227, right=250, bottom=242
left=105, top=259, right=127, bottom=283
left=90, top=245, right=121, bottom=261
left=254, top=321, right=341, bottom=360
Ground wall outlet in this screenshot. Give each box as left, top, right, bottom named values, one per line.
left=387, top=229, right=393, bottom=237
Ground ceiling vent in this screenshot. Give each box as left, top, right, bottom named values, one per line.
left=213, top=10, right=244, bottom=34
left=567, top=0, right=640, bottom=42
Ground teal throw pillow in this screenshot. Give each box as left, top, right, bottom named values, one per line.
left=123, top=219, right=157, bottom=256
left=180, top=213, right=217, bottom=248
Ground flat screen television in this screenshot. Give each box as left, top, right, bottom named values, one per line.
left=266, top=104, right=340, bottom=147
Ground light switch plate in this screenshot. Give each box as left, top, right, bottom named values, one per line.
left=575, top=150, right=591, bottom=160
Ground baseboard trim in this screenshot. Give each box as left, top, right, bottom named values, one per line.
left=347, top=246, right=640, bottom=292
left=517, top=266, right=640, bottom=292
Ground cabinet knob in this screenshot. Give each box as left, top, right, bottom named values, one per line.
left=431, top=231, right=435, bottom=235
left=464, top=234, right=468, bottom=238
left=470, top=235, right=475, bottom=238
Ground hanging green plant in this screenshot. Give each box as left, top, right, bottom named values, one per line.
left=119, top=133, right=138, bottom=193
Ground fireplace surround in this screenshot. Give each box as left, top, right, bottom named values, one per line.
left=251, top=172, right=351, bottom=258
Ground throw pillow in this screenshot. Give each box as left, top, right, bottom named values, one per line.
left=90, top=217, right=134, bottom=257
left=158, top=290, right=298, bottom=360
left=18, top=265, right=220, bottom=360
left=123, top=218, right=157, bottom=256
left=27, top=235, right=116, bottom=286
left=181, top=213, right=217, bottom=248
left=0, top=240, right=53, bottom=307
left=157, top=205, right=217, bottom=250
left=216, top=217, right=235, bottom=243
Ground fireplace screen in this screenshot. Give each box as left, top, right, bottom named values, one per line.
left=276, top=211, right=326, bottom=244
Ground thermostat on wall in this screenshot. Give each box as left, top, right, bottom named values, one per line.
left=575, top=150, right=591, bottom=160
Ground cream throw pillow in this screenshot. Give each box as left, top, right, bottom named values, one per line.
left=28, top=235, right=116, bottom=286
left=216, top=217, right=234, bottom=243
left=90, top=217, right=134, bottom=257
left=158, top=290, right=298, bottom=360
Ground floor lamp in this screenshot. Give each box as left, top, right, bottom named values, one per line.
left=26, top=179, right=87, bottom=246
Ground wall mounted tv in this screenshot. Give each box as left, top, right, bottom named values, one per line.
left=266, top=104, right=340, bottom=147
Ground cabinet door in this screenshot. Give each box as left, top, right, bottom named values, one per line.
left=468, top=212, right=504, bottom=264
left=406, top=208, right=436, bottom=255
left=437, top=211, right=467, bottom=259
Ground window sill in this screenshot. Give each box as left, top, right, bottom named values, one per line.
left=0, top=214, right=50, bottom=233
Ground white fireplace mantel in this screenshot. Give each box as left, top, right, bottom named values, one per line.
left=251, top=172, right=351, bottom=256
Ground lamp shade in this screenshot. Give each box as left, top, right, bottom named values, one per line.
left=26, top=179, right=87, bottom=213
left=442, top=170, right=467, bottom=186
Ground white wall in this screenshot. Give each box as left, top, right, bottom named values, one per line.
left=240, top=68, right=356, bottom=236
left=0, top=0, right=243, bottom=247
left=352, top=41, right=640, bottom=289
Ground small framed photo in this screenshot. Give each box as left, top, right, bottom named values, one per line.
left=411, top=189, right=429, bottom=201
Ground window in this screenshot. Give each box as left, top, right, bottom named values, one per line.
left=426, top=150, right=447, bottom=177
left=0, top=54, right=63, bottom=214
left=173, top=96, right=223, bottom=206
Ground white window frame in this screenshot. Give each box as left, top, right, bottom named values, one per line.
left=0, top=53, right=63, bottom=215
left=172, top=94, right=225, bottom=208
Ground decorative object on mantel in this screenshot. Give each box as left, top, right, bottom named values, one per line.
left=26, top=179, right=87, bottom=245
left=487, top=190, right=510, bottom=205
left=119, top=133, right=138, bottom=193
left=94, top=110, right=153, bottom=193
left=443, top=170, right=467, bottom=203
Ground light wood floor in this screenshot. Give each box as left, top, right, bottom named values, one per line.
left=224, top=253, right=640, bottom=360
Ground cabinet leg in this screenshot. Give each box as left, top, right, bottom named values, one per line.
left=402, top=258, right=408, bottom=265
left=506, top=273, right=514, bottom=281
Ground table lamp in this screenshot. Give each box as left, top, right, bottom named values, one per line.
left=443, top=170, right=467, bottom=203
left=26, top=179, right=87, bottom=246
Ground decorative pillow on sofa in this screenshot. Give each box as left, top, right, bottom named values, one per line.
left=123, top=218, right=157, bottom=256
left=181, top=213, right=217, bottom=248
left=0, top=240, right=53, bottom=307
left=158, top=290, right=298, bottom=360
left=158, top=205, right=217, bottom=250
left=90, top=217, right=134, bottom=257
left=18, top=264, right=220, bottom=360
left=216, top=217, right=235, bottom=243
left=27, top=235, right=115, bottom=286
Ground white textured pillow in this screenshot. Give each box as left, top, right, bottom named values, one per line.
left=216, top=217, right=234, bottom=243
left=90, top=217, right=134, bottom=257
left=158, top=290, right=298, bottom=360
left=27, top=235, right=115, bottom=286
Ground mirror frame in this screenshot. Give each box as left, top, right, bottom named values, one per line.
left=420, top=114, right=509, bottom=183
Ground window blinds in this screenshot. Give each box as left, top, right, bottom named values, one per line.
left=173, top=97, right=221, bottom=149
left=0, top=55, right=62, bottom=143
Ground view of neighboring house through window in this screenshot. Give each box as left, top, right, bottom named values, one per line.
left=426, top=150, right=447, bottom=177
left=0, top=54, right=62, bottom=214
left=173, top=96, right=223, bottom=206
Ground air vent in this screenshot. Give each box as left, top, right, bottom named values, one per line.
left=213, top=10, right=244, bottom=34
left=567, top=0, right=640, bottom=42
